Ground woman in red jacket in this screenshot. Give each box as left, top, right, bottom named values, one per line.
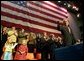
left=14, top=39, right=28, bottom=60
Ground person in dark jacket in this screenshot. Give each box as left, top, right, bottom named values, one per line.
left=56, top=36, right=63, bottom=48
left=57, top=20, right=74, bottom=46
left=27, top=32, right=36, bottom=59
left=47, top=34, right=56, bottom=60
left=35, top=33, right=43, bottom=59
left=1, top=27, right=8, bottom=57
left=41, top=32, right=49, bottom=60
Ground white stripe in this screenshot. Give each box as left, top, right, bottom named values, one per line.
left=27, top=2, right=66, bottom=19
left=43, top=1, right=58, bottom=7
left=1, top=1, right=63, bottom=22
left=1, top=7, right=57, bottom=27
left=30, top=1, right=67, bottom=16
left=43, top=1, right=67, bottom=12
left=1, top=15, right=61, bottom=34
left=60, top=7, right=67, bottom=12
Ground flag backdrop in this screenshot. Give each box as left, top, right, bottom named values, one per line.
left=1, top=1, right=68, bottom=36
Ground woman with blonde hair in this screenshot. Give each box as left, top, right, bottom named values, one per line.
left=14, top=39, right=28, bottom=60
left=27, top=32, right=36, bottom=60
left=2, top=37, right=17, bottom=60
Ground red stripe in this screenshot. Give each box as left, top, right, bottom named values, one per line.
left=1, top=3, right=60, bottom=24
left=1, top=11, right=57, bottom=30
left=29, top=2, right=68, bottom=18
left=1, top=20, right=61, bottom=36
left=42, top=1, right=67, bottom=14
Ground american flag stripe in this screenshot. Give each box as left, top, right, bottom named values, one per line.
left=1, top=5, right=56, bottom=25
left=1, top=11, right=57, bottom=30
left=27, top=2, right=66, bottom=20
left=43, top=1, right=67, bottom=13
left=1, top=1, right=68, bottom=35
left=1, top=3, right=59, bottom=28
left=1, top=1, right=64, bottom=22
left=1, top=3, right=58, bottom=25
left=1, top=7, right=57, bottom=29
left=29, top=1, right=67, bottom=18
left=1, top=15, right=61, bottom=34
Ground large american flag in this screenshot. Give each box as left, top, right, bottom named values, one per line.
left=1, top=1, right=68, bottom=36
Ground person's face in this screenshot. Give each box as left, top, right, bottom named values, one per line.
left=27, top=35, right=29, bottom=39
left=12, top=27, right=15, bottom=30
left=52, top=34, right=55, bottom=38
left=44, top=32, right=47, bottom=36
left=22, top=29, right=24, bottom=32
left=22, top=40, right=27, bottom=45
left=64, top=20, right=69, bottom=26
left=3, top=27, right=7, bottom=31
left=7, top=37, right=12, bottom=43
left=65, top=21, right=69, bottom=26
left=38, top=34, right=41, bottom=38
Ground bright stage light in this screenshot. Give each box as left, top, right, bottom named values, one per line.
left=77, top=13, right=80, bottom=17
left=64, top=3, right=66, bottom=5
left=58, top=1, right=61, bottom=3
left=68, top=4, right=71, bottom=7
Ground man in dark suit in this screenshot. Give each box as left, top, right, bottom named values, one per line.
left=41, top=32, right=49, bottom=60
left=57, top=20, right=75, bottom=46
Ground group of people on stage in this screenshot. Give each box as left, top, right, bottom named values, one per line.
left=1, top=20, right=80, bottom=60
left=1, top=26, right=64, bottom=60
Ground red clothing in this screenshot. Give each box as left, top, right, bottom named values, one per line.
left=14, top=44, right=28, bottom=60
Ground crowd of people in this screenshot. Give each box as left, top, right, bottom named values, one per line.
left=1, top=26, right=64, bottom=60
left=1, top=20, right=81, bottom=60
